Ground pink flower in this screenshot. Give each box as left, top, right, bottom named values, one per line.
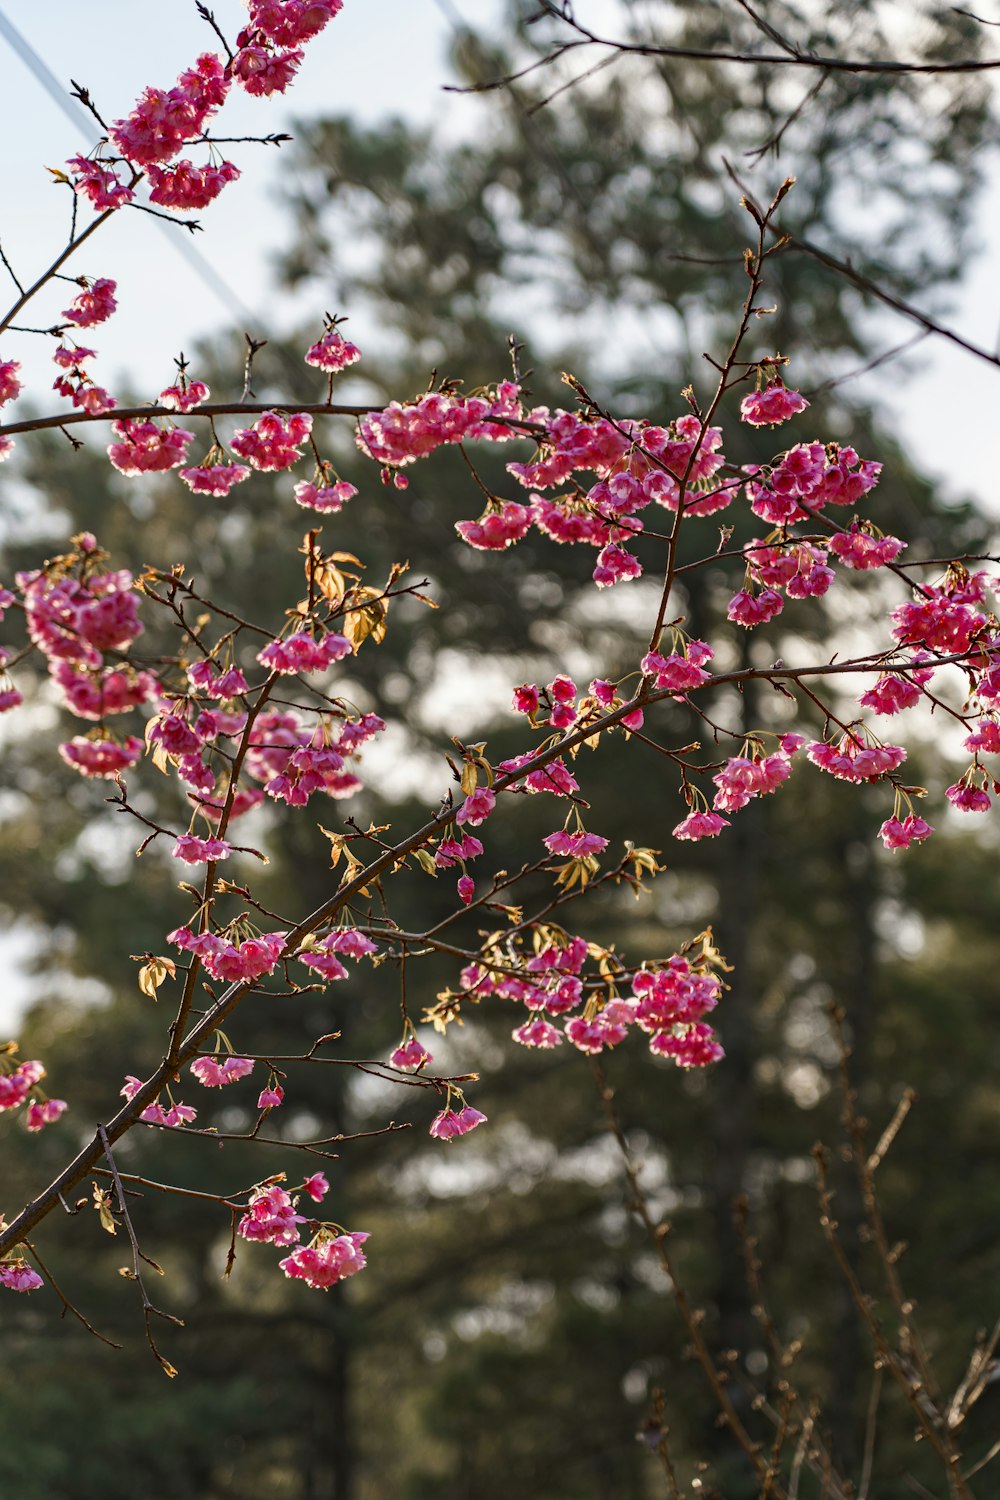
left=247, top=0, right=344, bottom=46
left=147, top=160, right=239, bottom=211
left=257, top=630, right=350, bottom=673
left=739, top=381, right=809, bottom=427
left=66, top=156, right=134, bottom=210
left=593, top=542, right=642, bottom=589
left=512, top=1017, right=563, bottom=1048
left=110, top=54, right=229, bottom=165
left=672, top=810, right=729, bottom=841
left=294, top=479, right=358, bottom=512
left=238, top=1184, right=305, bottom=1246
left=190, top=1055, right=254, bottom=1087
left=301, top=1172, right=329, bottom=1202
left=25, top=1099, right=67, bottom=1132
left=859, top=674, right=922, bottom=716
left=52, top=344, right=96, bottom=368
left=180, top=463, right=251, bottom=496
left=172, top=834, right=233, bottom=864
left=0, top=359, right=22, bottom=405
left=232, top=41, right=304, bottom=96
left=108, top=419, right=192, bottom=475
left=188, top=661, right=249, bottom=698
left=649, top=1021, right=724, bottom=1068
left=641, top=649, right=711, bottom=694
left=305, top=328, right=361, bottom=372
left=543, top=829, right=609, bottom=857
left=457, top=874, right=475, bottom=904
left=727, top=588, right=783, bottom=628
left=434, top=833, right=483, bottom=869
left=389, top=1036, right=432, bottom=1071
left=62, top=278, right=117, bottom=329
left=512, top=683, right=540, bottom=717
left=429, top=1105, right=488, bottom=1140
left=0, top=1260, right=44, bottom=1292
left=231, top=411, right=312, bottom=471
left=456, top=501, right=532, bottom=551
left=58, top=735, right=143, bottom=779
left=279, top=1232, right=369, bottom=1290
left=257, top=1085, right=285, bottom=1109
left=829, top=527, right=904, bottom=570
left=456, top=786, right=496, bottom=827
left=160, top=379, right=210, bottom=413
left=879, top=815, right=934, bottom=849
left=946, top=781, right=991, bottom=813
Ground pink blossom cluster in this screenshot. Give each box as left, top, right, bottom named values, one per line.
left=231, top=412, right=312, bottom=471
left=279, top=1232, right=369, bottom=1290
left=242, top=708, right=383, bottom=807
left=187, top=660, right=249, bottom=698
left=496, top=753, right=580, bottom=798
left=543, top=827, right=609, bottom=859
left=66, top=156, right=135, bottom=211
left=237, top=1168, right=368, bottom=1296
left=0, top=359, right=22, bottom=406
left=455, top=501, right=533, bottom=552
left=160, top=377, right=210, bottom=413
left=513, top=675, right=643, bottom=734
left=739, top=380, right=809, bottom=427
left=257, top=630, right=351, bottom=674
left=53, top=367, right=115, bottom=416
left=0, top=1059, right=45, bottom=1114
left=434, top=831, right=483, bottom=868
left=305, top=327, right=361, bottom=372
left=946, top=774, right=992, bottom=814
left=167, top=926, right=287, bottom=985
left=296, top=927, right=378, bottom=982
left=641, top=639, right=713, bottom=694
left=459, top=933, right=724, bottom=1068
left=891, top=569, right=993, bottom=656
left=829, top=525, right=905, bottom=570
left=728, top=539, right=834, bottom=627
left=711, top=739, right=798, bottom=814
left=807, top=732, right=906, bottom=783
left=858, top=667, right=932, bottom=716
left=357, top=381, right=525, bottom=468
left=14, top=557, right=152, bottom=777
left=295, top=478, right=358, bottom=512
left=0, top=1260, right=44, bottom=1293
left=172, top=834, right=233, bottom=865
left=108, top=419, right=193, bottom=475
left=62, top=278, right=118, bottom=329
left=745, top=443, right=881, bottom=526
left=147, top=159, right=240, bottom=211
left=75, top=659, right=158, bottom=722
left=180, top=461, right=251, bottom=496
left=238, top=1183, right=306, bottom=1245
left=464, top=411, right=735, bottom=583
left=234, top=2, right=345, bottom=98
left=121, top=1075, right=197, bottom=1128
left=390, top=1035, right=432, bottom=1071
left=879, top=814, right=934, bottom=849
left=110, top=54, right=229, bottom=166
left=190, top=1054, right=254, bottom=1087
left=430, top=1105, right=488, bottom=1140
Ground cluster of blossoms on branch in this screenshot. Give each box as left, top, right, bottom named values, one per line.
left=0, top=14, right=998, bottom=1361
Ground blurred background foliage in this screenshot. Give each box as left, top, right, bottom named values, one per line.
left=1, top=2, right=999, bottom=1496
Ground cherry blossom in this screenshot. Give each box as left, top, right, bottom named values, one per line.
left=279, top=1232, right=369, bottom=1290
left=739, top=380, right=809, bottom=427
